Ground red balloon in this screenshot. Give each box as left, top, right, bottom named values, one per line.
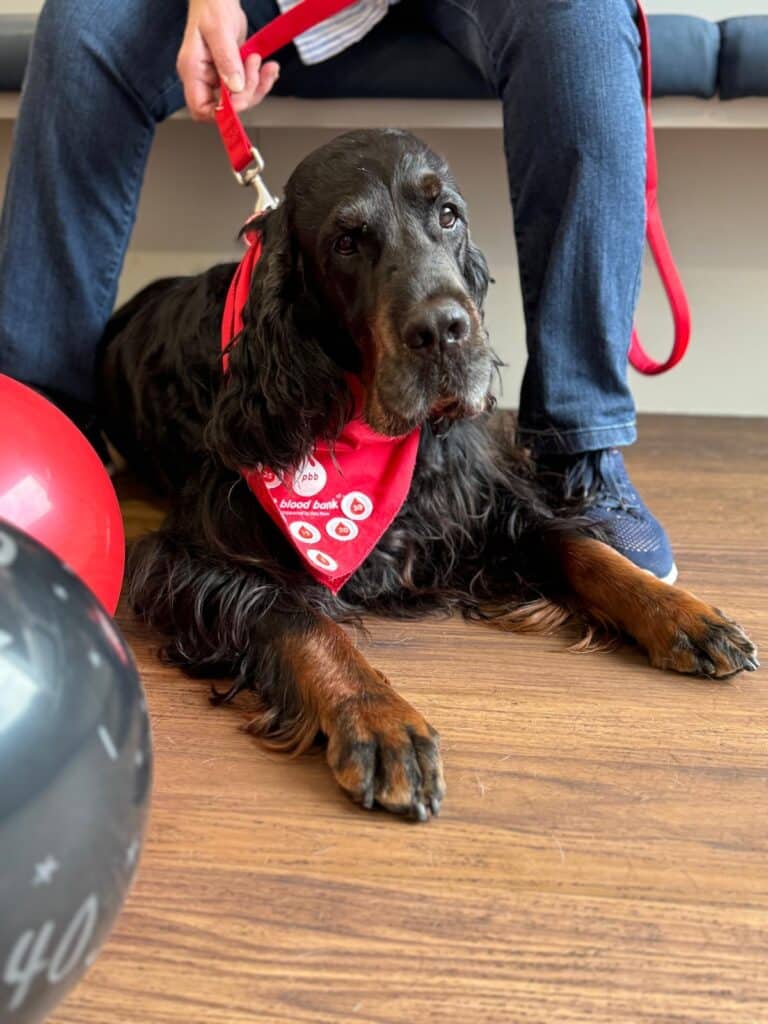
left=0, top=375, right=124, bottom=613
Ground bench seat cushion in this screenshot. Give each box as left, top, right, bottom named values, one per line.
left=643, top=14, right=720, bottom=98
left=719, top=16, right=768, bottom=99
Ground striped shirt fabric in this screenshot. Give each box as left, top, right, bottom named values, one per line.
left=275, top=0, right=398, bottom=65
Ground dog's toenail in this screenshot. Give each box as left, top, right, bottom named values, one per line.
left=413, top=802, right=428, bottom=822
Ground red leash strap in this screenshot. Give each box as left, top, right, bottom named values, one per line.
left=215, top=0, right=690, bottom=375
left=221, top=232, right=263, bottom=374
left=215, top=0, right=359, bottom=176
left=631, top=2, right=691, bottom=374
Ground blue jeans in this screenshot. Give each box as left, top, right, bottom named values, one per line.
left=0, top=0, right=645, bottom=455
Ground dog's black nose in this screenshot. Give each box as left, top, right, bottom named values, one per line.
left=404, top=299, right=471, bottom=352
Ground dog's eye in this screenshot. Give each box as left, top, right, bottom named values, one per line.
left=439, top=204, right=458, bottom=229
left=334, top=234, right=358, bottom=256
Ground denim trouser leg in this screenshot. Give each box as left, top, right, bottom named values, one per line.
left=421, top=0, right=646, bottom=455
left=0, top=0, right=277, bottom=406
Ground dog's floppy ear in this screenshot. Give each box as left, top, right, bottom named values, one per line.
left=463, top=236, right=491, bottom=310
left=206, top=203, right=352, bottom=474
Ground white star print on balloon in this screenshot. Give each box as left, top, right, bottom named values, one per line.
left=32, top=856, right=60, bottom=887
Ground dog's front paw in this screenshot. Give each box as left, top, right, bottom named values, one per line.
left=643, top=595, right=758, bottom=679
left=326, top=690, right=445, bottom=821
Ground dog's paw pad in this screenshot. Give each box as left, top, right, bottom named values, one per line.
left=653, top=609, right=758, bottom=679
left=328, top=702, right=444, bottom=820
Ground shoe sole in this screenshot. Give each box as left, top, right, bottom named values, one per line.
left=659, top=563, right=678, bottom=585
left=641, top=563, right=678, bottom=585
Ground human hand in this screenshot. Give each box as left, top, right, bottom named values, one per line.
left=177, top=0, right=280, bottom=121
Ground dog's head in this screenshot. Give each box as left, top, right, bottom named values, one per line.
left=210, top=129, right=495, bottom=471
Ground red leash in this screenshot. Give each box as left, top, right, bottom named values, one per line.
left=215, top=0, right=690, bottom=375
left=631, top=3, right=691, bottom=374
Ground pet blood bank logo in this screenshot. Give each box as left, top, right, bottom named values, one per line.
left=260, top=467, right=281, bottom=490
left=326, top=517, right=358, bottom=542
left=341, top=491, right=373, bottom=521
left=289, top=521, right=321, bottom=544
left=307, top=549, right=338, bottom=573
left=291, top=457, right=327, bottom=497
left=239, top=424, right=420, bottom=591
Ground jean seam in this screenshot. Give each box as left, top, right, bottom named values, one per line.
left=93, top=129, right=154, bottom=345
left=148, top=75, right=184, bottom=121
left=517, top=423, right=638, bottom=456
left=518, top=421, right=637, bottom=436
left=76, top=29, right=161, bottom=330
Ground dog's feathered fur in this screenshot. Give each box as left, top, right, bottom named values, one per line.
left=99, top=129, right=757, bottom=819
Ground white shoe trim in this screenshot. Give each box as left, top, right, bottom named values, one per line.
left=659, top=563, right=678, bottom=585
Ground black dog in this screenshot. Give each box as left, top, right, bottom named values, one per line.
left=99, top=129, right=757, bottom=820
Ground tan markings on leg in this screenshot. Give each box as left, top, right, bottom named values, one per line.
left=558, top=537, right=758, bottom=678
left=252, top=615, right=445, bottom=819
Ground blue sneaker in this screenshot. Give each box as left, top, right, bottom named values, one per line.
left=538, top=447, right=678, bottom=584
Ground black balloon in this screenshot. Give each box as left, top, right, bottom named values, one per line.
left=0, top=519, right=151, bottom=1023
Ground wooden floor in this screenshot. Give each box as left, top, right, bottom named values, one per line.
left=52, top=415, right=768, bottom=1024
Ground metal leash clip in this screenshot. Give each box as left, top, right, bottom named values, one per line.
left=234, top=145, right=279, bottom=216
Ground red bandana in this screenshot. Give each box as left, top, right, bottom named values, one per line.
left=221, top=233, right=421, bottom=593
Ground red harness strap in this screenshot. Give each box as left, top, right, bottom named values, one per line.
left=221, top=230, right=262, bottom=375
